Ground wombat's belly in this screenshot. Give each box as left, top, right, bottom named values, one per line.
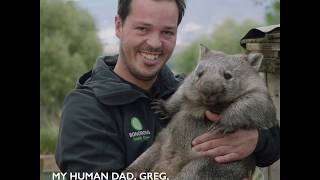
left=172, top=156, right=256, bottom=180
left=168, top=116, right=212, bottom=148
left=150, top=118, right=210, bottom=177
left=155, top=112, right=256, bottom=179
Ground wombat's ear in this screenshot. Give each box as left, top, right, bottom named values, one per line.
left=247, top=53, right=263, bottom=71
left=199, top=44, right=210, bottom=60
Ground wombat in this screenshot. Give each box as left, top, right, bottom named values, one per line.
left=124, top=45, right=278, bottom=180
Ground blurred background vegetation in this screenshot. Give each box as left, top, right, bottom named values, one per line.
left=40, top=0, right=279, bottom=154
left=170, top=0, right=280, bottom=73
left=40, top=0, right=103, bottom=154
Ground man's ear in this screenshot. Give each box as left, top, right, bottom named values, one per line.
left=115, top=15, right=122, bottom=38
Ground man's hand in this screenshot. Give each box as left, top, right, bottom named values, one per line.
left=192, top=111, right=258, bottom=163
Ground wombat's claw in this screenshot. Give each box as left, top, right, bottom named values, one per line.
left=153, top=110, right=164, bottom=114
left=151, top=99, right=169, bottom=118
left=207, top=121, right=221, bottom=132
left=216, top=126, right=234, bottom=134
left=208, top=122, right=232, bottom=134
left=153, top=109, right=168, bottom=116
left=151, top=99, right=164, bottom=106
left=207, top=124, right=216, bottom=131
left=151, top=100, right=164, bottom=110
left=159, top=116, right=170, bottom=120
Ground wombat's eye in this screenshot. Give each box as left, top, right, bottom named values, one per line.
left=224, top=72, right=232, bottom=80
left=197, top=71, right=204, bottom=78
left=195, top=65, right=205, bottom=78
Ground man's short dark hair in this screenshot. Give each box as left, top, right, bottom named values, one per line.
left=117, top=0, right=186, bottom=26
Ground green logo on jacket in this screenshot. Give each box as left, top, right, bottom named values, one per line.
left=129, top=117, right=151, bottom=142
left=131, top=117, right=143, bottom=131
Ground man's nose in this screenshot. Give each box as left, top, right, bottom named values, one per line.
left=146, top=33, right=162, bottom=49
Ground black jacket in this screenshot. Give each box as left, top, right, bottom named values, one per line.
left=55, top=55, right=280, bottom=173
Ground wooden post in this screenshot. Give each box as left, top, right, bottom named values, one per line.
left=266, top=72, right=280, bottom=180
left=260, top=72, right=269, bottom=180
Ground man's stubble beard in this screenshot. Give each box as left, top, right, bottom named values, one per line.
left=126, top=62, right=159, bottom=81
left=121, top=47, right=160, bottom=81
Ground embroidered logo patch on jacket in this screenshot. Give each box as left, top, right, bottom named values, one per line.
left=128, top=117, right=151, bottom=142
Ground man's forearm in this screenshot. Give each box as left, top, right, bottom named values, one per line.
left=254, top=125, right=280, bottom=167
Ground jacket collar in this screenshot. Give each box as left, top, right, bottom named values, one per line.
left=76, top=55, right=182, bottom=106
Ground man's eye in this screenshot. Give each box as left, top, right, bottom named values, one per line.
left=163, top=31, right=174, bottom=36
left=136, top=27, right=147, bottom=32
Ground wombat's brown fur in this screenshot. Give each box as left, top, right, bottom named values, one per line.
left=125, top=45, right=278, bottom=180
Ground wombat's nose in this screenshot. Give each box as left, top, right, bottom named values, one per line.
left=198, top=78, right=224, bottom=97
left=207, top=96, right=217, bottom=104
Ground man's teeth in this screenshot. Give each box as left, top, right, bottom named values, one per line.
left=141, top=52, right=160, bottom=61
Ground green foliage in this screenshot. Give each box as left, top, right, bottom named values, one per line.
left=206, top=18, right=260, bottom=54
left=40, top=121, right=59, bottom=154
left=40, top=0, right=103, bottom=154
left=173, top=18, right=260, bottom=74
left=171, top=40, right=203, bottom=74
left=265, top=0, right=280, bottom=25
left=253, top=0, right=280, bottom=25
left=40, top=0, right=102, bottom=109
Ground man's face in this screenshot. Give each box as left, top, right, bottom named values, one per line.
left=115, top=0, right=178, bottom=81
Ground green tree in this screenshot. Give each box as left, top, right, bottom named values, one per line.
left=40, top=0, right=103, bottom=154
left=40, top=0, right=102, bottom=114
left=173, top=18, right=260, bottom=74
left=265, top=0, right=280, bottom=25
left=253, top=0, right=280, bottom=25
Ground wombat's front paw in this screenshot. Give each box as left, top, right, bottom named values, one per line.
left=151, top=99, right=170, bottom=120
left=208, top=122, right=235, bottom=134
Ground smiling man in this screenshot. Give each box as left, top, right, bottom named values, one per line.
left=55, top=0, right=280, bottom=179
left=114, top=0, right=178, bottom=89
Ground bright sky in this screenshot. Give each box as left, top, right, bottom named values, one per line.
left=74, top=0, right=267, bottom=54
